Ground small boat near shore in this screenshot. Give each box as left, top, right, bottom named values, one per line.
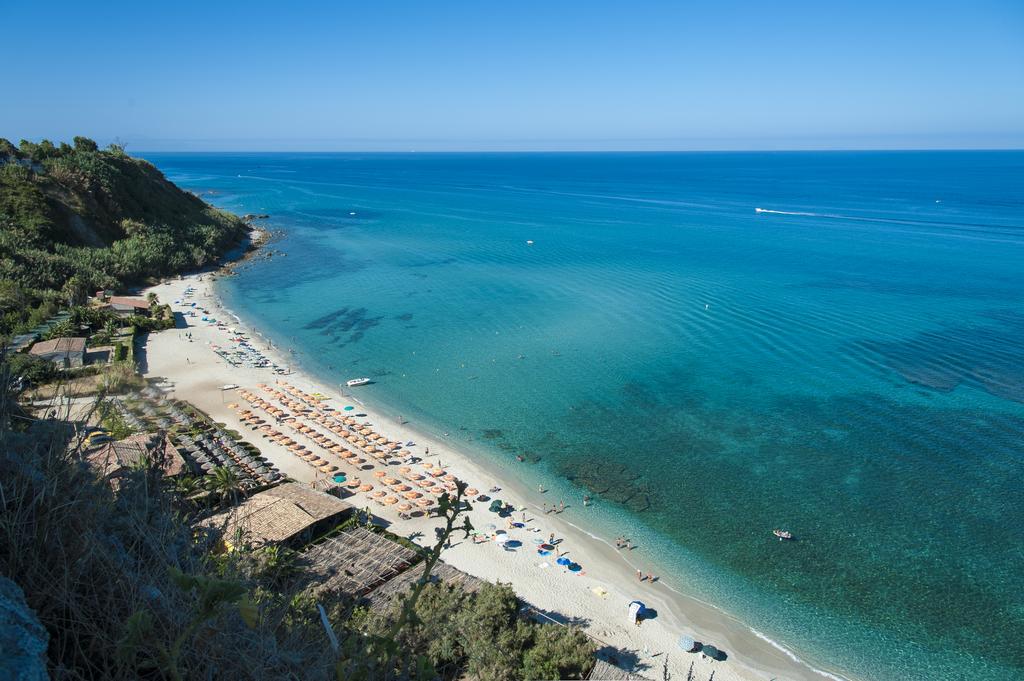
left=346, top=378, right=371, bottom=387
left=773, top=529, right=794, bottom=540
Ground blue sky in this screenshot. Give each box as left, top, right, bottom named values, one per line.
left=3, top=1, right=1022, bottom=150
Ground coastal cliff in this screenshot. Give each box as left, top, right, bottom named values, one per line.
left=0, top=137, right=249, bottom=336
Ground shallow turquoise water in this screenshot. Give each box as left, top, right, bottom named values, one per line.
left=145, top=151, right=1024, bottom=680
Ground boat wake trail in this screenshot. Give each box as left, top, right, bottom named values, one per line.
left=753, top=207, right=1023, bottom=243
left=755, top=207, right=821, bottom=217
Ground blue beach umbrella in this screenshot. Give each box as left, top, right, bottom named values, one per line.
left=556, top=557, right=571, bottom=566
left=344, top=406, right=354, bottom=411
left=678, top=635, right=697, bottom=652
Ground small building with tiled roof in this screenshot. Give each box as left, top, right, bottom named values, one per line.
left=107, top=296, right=151, bottom=317
left=196, top=482, right=352, bottom=550
left=29, top=337, right=86, bottom=368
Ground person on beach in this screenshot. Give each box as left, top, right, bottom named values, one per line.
left=549, top=532, right=555, bottom=545
left=542, top=503, right=548, bottom=514
left=615, top=537, right=623, bottom=549
left=637, top=569, right=643, bottom=581
left=583, top=494, right=591, bottom=507
left=538, top=484, right=546, bottom=493
left=559, top=500, right=565, bottom=513
left=647, top=573, right=656, bottom=583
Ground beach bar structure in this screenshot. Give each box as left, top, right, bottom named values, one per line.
left=28, top=336, right=86, bottom=368
left=197, top=482, right=352, bottom=550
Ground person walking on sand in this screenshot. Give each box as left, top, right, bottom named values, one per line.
left=637, top=569, right=643, bottom=581
left=542, top=503, right=548, bottom=515
left=549, top=532, right=555, bottom=545
left=538, top=484, right=546, bottom=494
left=559, top=500, right=565, bottom=513
left=647, top=573, right=655, bottom=583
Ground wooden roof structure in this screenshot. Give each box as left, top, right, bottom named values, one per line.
left=197, top=482, right=351, bottom=548
left=298, top=527, right=420, bottom=597
left=87, top=432, right=188, bottom=480
left=587, top=659, right=651, bottom=680
left=361, top=560, right=485, bottom=614
left=29, top=336, right=86, bottom=356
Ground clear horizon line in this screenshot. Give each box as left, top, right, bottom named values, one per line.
left=132, top=146, right=1024, bottom=154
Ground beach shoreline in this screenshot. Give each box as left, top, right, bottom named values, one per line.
left=141, top=268, right=851, bottom=681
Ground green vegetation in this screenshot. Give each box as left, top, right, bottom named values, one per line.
left=369, top=581, right=594, bottom=680
left=0, top=381, right=597, bottom=680
left=0, top=137, right=247, bottom=337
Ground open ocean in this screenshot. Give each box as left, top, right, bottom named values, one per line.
left=145, top=151, right=1024, bottom=680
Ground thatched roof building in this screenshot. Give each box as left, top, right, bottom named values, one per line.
left=86, top=432, right=188, bottom=482
left=298, top=527, right=420, bottom=597
left=197, top=482, right=352, bottom=549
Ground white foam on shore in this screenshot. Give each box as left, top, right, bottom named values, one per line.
left=553, top=518, right=852, bottom=681
left=749, top=629, right=847, bottom=681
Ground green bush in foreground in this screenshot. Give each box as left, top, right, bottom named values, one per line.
left=371, top=580, right=594, bottom=680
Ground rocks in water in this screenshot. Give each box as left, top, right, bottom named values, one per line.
left=0, top=576, right=48, bottom=681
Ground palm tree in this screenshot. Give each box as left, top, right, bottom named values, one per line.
left=205, top=467, right=242, bottom=507
left=173, top=474, right=201, bottom=498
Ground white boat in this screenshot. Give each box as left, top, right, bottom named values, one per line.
left=755, top=207, right=767, bottom=213
left=346, top=378, right=371, bottom=387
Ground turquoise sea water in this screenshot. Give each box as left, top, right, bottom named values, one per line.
left=145, top=152, right=1024, bottom=680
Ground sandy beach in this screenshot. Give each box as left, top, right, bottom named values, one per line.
left=141, top=272, right=848, bottom=681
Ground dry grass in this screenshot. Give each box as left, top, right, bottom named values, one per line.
left=0, top=380, right=333, bottom=680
